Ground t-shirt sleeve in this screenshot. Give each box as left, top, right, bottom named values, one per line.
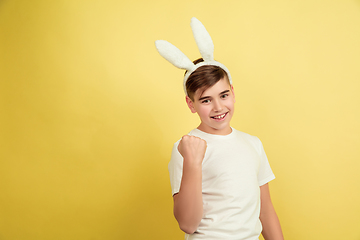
left=255, top=137, right=275, bottom=186
left=168, top=141, right=183, bottom=196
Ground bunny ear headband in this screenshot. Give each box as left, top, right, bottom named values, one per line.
left=155, top=17, right=232, bottom=96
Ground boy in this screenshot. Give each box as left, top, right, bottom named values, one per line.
left=156, top=18, right=284, bottom=240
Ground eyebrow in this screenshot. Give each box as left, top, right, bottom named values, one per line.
left=198, top=90, right=230, bottom=101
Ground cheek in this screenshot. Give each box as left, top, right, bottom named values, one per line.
left=197, top=106, right=211, bottom=117
left=226, top=100, right=235, bottom=111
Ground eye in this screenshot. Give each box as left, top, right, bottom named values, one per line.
left=220, top=94, right=228, bottom=99
left=201, top=99, right=210, bottom=104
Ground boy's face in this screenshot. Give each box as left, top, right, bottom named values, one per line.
left=186, top=77, right=235, bottom=135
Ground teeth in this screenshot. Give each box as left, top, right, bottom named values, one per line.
left=213, top=113, right=226, bottom=119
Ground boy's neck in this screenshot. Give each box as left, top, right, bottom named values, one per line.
left=197, top=124, right=233, bottom=136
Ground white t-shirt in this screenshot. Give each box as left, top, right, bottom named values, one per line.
left=168, top=128, right=275, bottom=240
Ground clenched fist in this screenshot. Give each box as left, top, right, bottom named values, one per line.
left=177, top=135, right=207, bottom=166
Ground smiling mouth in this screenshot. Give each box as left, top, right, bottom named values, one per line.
left=211, top=112, right=228, bottom=120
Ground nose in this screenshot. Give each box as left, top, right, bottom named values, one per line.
left=213, top=99, right=223, bottom=112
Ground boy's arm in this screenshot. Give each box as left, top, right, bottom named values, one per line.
left=173, top=135, right=206, bottom=234
left=259, top=183, right=284, bottom=240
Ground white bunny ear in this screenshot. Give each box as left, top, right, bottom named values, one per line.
left=190, top=17, right=214, bottom=61
left=155, top=40, right=195, bottom=71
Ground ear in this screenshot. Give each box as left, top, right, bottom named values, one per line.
left=186, top=96, right=197, bottom=113
left=231, top=85, right=236, bottom=103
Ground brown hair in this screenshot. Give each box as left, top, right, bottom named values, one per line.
left=185, top=58, right=230, bottom=101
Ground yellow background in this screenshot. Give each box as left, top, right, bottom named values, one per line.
left=1, top=0, right=359, bottom=239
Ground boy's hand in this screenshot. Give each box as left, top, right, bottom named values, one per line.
left=174, top=135, right=206, bottom=234
left=177, top=135, right=207, bottom=166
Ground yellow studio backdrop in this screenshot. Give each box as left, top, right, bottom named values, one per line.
left=0, top=0, right=359, bottom=239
